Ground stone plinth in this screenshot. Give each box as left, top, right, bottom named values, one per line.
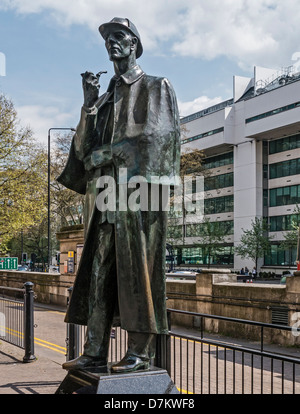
left=56, top=366, right=179, bottom=394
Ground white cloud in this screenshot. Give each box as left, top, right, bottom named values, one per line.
left=16, top=96, right=224, bottom=143
left=16, top=104, right=76, bottom=145
left=1, top=0, right=300, bottom=69
left=178, top=96, right=223, bottom=117
left=4, top=0, right=300, bottom=137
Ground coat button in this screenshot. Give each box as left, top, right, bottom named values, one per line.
left=116, top=81, right=122, bottom=87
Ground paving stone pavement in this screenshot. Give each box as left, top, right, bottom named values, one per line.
left=0, top=340, right=65, bottom=394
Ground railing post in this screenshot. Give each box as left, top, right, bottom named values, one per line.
left=23, top=282, right=36, bottom=363
left=66, top=323, right=80, bottom=361
left=155, top=311, right=171, bottom=374
left=66, top=287, right=80, bottom=361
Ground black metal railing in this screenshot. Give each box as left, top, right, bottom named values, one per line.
left=66, top=323, right=128, bottom=364
left=165, top=308, right=300, bottom=394
left=0, top=282, right=36, bottom=363
left=66, top=307, right=300, bottom=394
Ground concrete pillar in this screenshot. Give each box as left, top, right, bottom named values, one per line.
left=56, top=225, right=84, bottom=275
left=234, top=140, right=264, bottom=271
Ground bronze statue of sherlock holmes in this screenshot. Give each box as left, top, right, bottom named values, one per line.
left=58, top=17, right=181, bottom=373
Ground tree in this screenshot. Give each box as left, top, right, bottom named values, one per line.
left=180, top=147, right=205, bottom=178
left=0, top=94, right=47, bottom=252
left=235, top=217, right=273, bottom=270
left=168, top=146, right=208, bottom=238
left=167, top=144, right=213, bottom=266
left=7, top=218, right=48, bottom=270
left=50, top=133, right=85, bottom=228
left=192, top=217, right=232, bottom=268
left=279, top=205, right=300, bottom=252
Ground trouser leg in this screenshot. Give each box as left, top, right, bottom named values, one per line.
left=111, top=332, right=155, bottom=373
left=83, top=222, right=117, bottom=359
left=127, top=332, right=156, bottom=361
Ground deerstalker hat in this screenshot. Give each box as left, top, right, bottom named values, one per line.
left=99, top=17, right=143, bottom=59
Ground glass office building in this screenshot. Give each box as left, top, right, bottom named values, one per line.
left=167, top=65, right=300, bottom=272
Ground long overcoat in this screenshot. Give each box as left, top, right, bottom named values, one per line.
left=57, top=65, right=181, bottom=333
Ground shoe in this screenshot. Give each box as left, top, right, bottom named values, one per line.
left=62, top=355, right=107, bottom=371
left=111, top=354, right=150, bottom=373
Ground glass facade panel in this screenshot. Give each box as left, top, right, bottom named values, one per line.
left=246, top=102, right=300, bottom=124
left=269, top=133, right=300, bottom=154
left=186, top=220, right=234, bottom=237
left=269, top=214, right=300, bottom=231
left=203, top=152, right=233, bottom=170
left=263, top=189, right=268, bottom=207
left=181, top=127, right=224, bottom=145
left=265, top=244, right=297, bottom=266
left=204, top=172, right=233, bottom=191
left=269, top=185, right=300, bottom=207
left=204, top=195, right=234, bottom=214
left=181, top=245, right=234, bottom=265
left=269, top=158, right=300, bottom=179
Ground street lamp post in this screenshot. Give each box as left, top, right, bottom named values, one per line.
left=48, top=127, right=75, bottom=272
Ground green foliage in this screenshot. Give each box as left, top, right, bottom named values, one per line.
left=50, top=133, right=85, bottom=227
left=0, top=94, right=47, bottom=252
left=195, top=217, right=231, bottom=268
left=235, top=217, right=273, bottom=268
left=280, top=205, right=300, bottom=251
left=180, top=147, right=205, bottom=177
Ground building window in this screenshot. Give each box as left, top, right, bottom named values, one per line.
left=245, top=101, right=300, bottom=124
left=269, top=133, right=300, bottom=155
left=186, top=220, right=234, bottom=237
left=264, top=244, right=296, bottom=266
left=203, top=152, right=233, bottom=170
left=269, top=158, right=300, bottom=179
left=204, top=172, right=234, bottom=191
left=204, top=195, right=234, bottom=215
left=181, top=245, right=234, bottom=265
left=269, top=185, right=300, bottom=207
left=167, top=225, right=183, bottom=239
left=269, top=214, right=300, bottom=232
left=180, top=99, right=233, bottom=124
left=181, top=127, right=224, bottom=145
left=263, top=189, right=269, bottom=207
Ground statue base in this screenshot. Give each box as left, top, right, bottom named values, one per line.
left=55, top=365, right=179, bottom=394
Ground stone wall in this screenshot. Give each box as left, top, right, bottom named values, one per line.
left=166, top=271, right=300, bottom=346
left=0, top=270, right=75, bottom=307
left=2, top=267, right=300, bottom=346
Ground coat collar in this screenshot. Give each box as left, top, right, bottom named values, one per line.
left=109, top=65, right=144, bottom=88
left=119, top=65, right=144, bottom=84
left=98, top=65, right=145, bottom=108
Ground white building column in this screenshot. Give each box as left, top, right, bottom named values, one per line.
left=233, top=140, right=264, bottom=271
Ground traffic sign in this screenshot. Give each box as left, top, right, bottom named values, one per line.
left=67, top=251, right=75, bottom=273
left=0, top=257, right=18, bottom=270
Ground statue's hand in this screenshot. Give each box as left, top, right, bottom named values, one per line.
left=81, top=71, right=100, bottom=108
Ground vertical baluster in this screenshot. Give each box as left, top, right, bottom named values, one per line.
left=208, top=344, right=211, bottom=394
left=216, top=345, right=219, bottom=395
left=193, top=339, right=196, bottom=395
left=224, top=348, right=227, bottom=395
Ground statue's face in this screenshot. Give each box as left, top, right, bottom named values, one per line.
left=105, top=28, right=137, bottom=61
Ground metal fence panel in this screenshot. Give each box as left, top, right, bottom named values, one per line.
left=0, top=292, right=24, bottom=348
left=66, top=309, right=300, bottom=394
left=0, top=283, right=36, bottom=362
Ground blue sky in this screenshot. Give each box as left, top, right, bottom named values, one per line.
left=1, top=0, right=300, bottom=145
